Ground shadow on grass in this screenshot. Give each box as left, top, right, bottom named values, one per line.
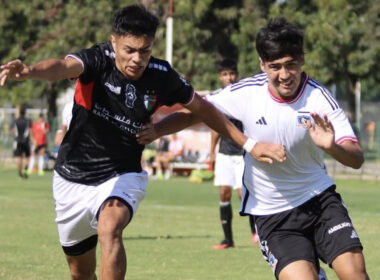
left=124, top=234, right=212, bottom=241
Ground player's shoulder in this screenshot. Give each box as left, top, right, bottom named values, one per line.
left=146, top=56, right=171, bottom=73
left=210, top=87, right=223, bottom=96
left=305, top=75, right=340, bottom=110
left=230, top=72, right=268, bottom=93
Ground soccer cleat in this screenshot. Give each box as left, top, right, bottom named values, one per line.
left=251, top=233, right=259, bottom=244
left=37, top=170, right=44, bottom=176
left=213, top=241, right=234, bottom=250
left=25, top=169, right=32, bottom=175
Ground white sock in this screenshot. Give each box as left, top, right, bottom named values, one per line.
left=28, top=156, right=35, bottom=171
left=38, top=155, right=44, bottom=172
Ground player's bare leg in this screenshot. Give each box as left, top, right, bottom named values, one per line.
left=331, top=247, right=369, bottom=280
left=65, top=247, right=97, bottom=280
left=278, top=260, right=319, bottom=280
left=98, top=198, right=131, bottom=280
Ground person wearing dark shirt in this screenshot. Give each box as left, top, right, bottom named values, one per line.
left=0, top=5, right=259, bottom=280
left=12, top=106, right=31, bottom=179
left=209, top=59, right=259, bottom=250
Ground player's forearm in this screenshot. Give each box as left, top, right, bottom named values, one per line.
left=154, top=111, right=200, bottom=137
left=210, top=130, right=220, bottom=154
left=326, top=141, right=364, bottom=169
left=27, top=58, right=81, bottom=82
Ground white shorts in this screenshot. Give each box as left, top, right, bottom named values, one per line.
left=214, top=153, right=244, bottom=189
left=52, top=171, right=148, bottom=247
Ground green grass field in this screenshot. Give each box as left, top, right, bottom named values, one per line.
left=0, top=168, right=379, bottom=279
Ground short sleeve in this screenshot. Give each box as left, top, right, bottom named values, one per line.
left=67, top=43, right=107, bottom=82
left=316, top=91, right=358, bottom=144
left=205, top=86, right=246, bottom=121
left=162, top=67, right=194, bottom=106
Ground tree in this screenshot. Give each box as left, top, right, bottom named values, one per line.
left=0, top=0, right=130, bottom=117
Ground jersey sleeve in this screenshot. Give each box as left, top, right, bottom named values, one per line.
left=316, top=91, right=358, bottom=144
left=67, top=43, right=106, bottom=82
left=205, top=86, right=246, bottom=121
left=162, top=66, right=194, bottom=106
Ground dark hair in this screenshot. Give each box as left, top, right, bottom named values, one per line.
left=112, top=4, right=159, bottom=37
left=256, top=17, right=304, bottom=62
left=217, top=58, right=238, bottom=73
left=19, top=106, right=26, bottom=116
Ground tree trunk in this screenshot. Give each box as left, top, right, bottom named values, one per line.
left=345, top=74, right=359, bottom=135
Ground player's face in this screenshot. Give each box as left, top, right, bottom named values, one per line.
left=219, top=69, right=238, bottom=87
left=111, top=34, right=154, bottom=80
left=260, top=55, right=304, bottom=100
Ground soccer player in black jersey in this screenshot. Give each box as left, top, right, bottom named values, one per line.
left=0, top=4, right=265, bottom=280
left=12, top=106, right=32, bottom=179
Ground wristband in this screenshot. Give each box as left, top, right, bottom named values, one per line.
left=243, top=138, right=256, bottom=153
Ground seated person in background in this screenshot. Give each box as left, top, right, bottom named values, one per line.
left=154, top=133, right=184, bottom=179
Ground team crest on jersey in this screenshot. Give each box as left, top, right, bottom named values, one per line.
left=125, top=84, right=137, bottom=108
left=297, top=111, right=311, bottom=129
left=144, top=90, right=157, bottom=111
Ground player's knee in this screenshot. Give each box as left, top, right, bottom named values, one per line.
left=220, top=187, right=232, bottom=201
left=98, top=222, right=123, bottom=243
left=70, top=269, right=96, bottom=280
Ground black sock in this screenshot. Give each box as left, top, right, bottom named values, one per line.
left=249, top=215, right=256, bottom=234
left=220, top=203, right=233, bottom=244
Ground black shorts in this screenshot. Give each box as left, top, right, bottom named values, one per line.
left=34, top=144, right=47, bottom=154
left=14, top=142, right=31, bottom=157
left=254, top=185, right=363, bottom=279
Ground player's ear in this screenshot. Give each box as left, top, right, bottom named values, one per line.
left=110, top=34, right=116, bottom=49
left=299, top=55, right=305, bottom=66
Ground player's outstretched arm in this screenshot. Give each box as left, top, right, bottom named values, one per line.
left=136, top=109, right=198, bottom=144
left=0, top=57, right=83, bottom=86
left=307, top=112, right=364, bottom=169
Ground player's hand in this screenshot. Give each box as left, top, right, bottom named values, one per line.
left=250, top=143, right=286, bottom=164
left=136, top=123, right=159, bottom=145
left=0, top=59, right=30, bottom=86
left=307, top=113, right=335, bottom=150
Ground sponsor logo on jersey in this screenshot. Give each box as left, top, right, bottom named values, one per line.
left=256, top=116, right=267, bottom=125
left=125, top=84, right=137, bottom=108
left=105, top=82, right=121, bottom=95
left=104, top=49, right=116, bottom=58
left=144, top=90, right=157, bottom=111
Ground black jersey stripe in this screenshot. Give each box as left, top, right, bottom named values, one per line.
left=308, top=79, right=339, bottom=110
left=239, top=156, right=250, bottom=216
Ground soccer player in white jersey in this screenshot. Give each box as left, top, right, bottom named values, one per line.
left=137, top=17, right=370, bottom=280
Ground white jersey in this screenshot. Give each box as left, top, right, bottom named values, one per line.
left=62, top=101, right=73, bottom=129
left=206, top=73, right=358, bottom=215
